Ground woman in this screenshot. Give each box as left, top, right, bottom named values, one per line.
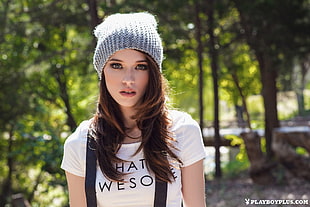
left=61, top=12, right=206, bottom=207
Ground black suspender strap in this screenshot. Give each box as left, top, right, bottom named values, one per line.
left=154, top=179, right=168, bottom=207
left=85, top=130, right=168, bottom=207
left=85, top=134, right=97, bottom=207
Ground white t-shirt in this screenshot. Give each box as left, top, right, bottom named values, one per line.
left=61, top=110, right=206, bottom=207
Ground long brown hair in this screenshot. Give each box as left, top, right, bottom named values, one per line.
left=91, top=52, right=181, bottom=182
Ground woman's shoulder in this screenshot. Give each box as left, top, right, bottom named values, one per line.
left=61, top=119, right=92, bottom=177
left=64, top=119, right=92, bottom=146
left=168, top=109, right=200, bottom=130
left=169, top=109, right=197, bottom=123
left=168, top=110, right=205, bottom=167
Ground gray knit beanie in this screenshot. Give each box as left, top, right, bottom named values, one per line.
left=93, top=12, right=163, bottom=78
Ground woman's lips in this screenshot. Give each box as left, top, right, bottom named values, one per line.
left=120, top=90, right=136, bottom=97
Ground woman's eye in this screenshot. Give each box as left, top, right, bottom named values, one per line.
left=136, top=64, right=148, bottom=70
left=110, top=63, right=123, bottom=69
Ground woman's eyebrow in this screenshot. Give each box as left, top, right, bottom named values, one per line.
left=108, top=58, right=123, bottom=62
left=136, top=60, right=148, bottom=63
left=108, top=58, right=147, bottom=63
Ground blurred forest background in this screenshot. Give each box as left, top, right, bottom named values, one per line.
left=0, top=0, right=310, bottom=206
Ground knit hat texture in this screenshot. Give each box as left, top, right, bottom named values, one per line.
left=93, top=12, right=163, bottom=78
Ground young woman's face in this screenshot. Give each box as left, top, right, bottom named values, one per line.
left=103, top=49, right=149, bottom=110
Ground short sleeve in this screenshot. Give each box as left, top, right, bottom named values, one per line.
left=170, top=111, right=206, bottom=167
left=61, top=120, right=90, bottom=177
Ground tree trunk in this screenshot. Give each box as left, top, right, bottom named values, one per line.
left=27, top=171, right=43, bottom=203
left=231, top=72, right=252, bottom=129
left=53, top=65, right=77, bottom=131
left=272, top=128, right=310, bottom=181
left=206, top=0, right=222, bottom=178
left=241, top=132, right=275, bottom=185
left=256, top=53, right=279, bottom=159
left=86, top=0, right=100, bottom=29
left=295, top=56, right=309, bottom=116
left=235, top=7, right=280, bottom=159
left=0, top=126, right=14, bottom=207
left=194, top=2, right=204, bottom=130
left=0, top=0, right=10, bottom=44
left=86, top=0, right=100, bottom=46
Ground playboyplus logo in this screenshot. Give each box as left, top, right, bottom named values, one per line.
left=245, top=198, right=309, bottom=205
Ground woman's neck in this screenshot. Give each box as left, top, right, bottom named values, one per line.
left=120, top=106, right=136, bottom=128
left=120, top=106, right=142, bottom=143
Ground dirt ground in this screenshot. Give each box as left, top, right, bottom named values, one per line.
left=205, top=172, right=310, bottom=207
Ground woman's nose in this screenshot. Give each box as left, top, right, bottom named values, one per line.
left=122, top=69, right=135, bottom=85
